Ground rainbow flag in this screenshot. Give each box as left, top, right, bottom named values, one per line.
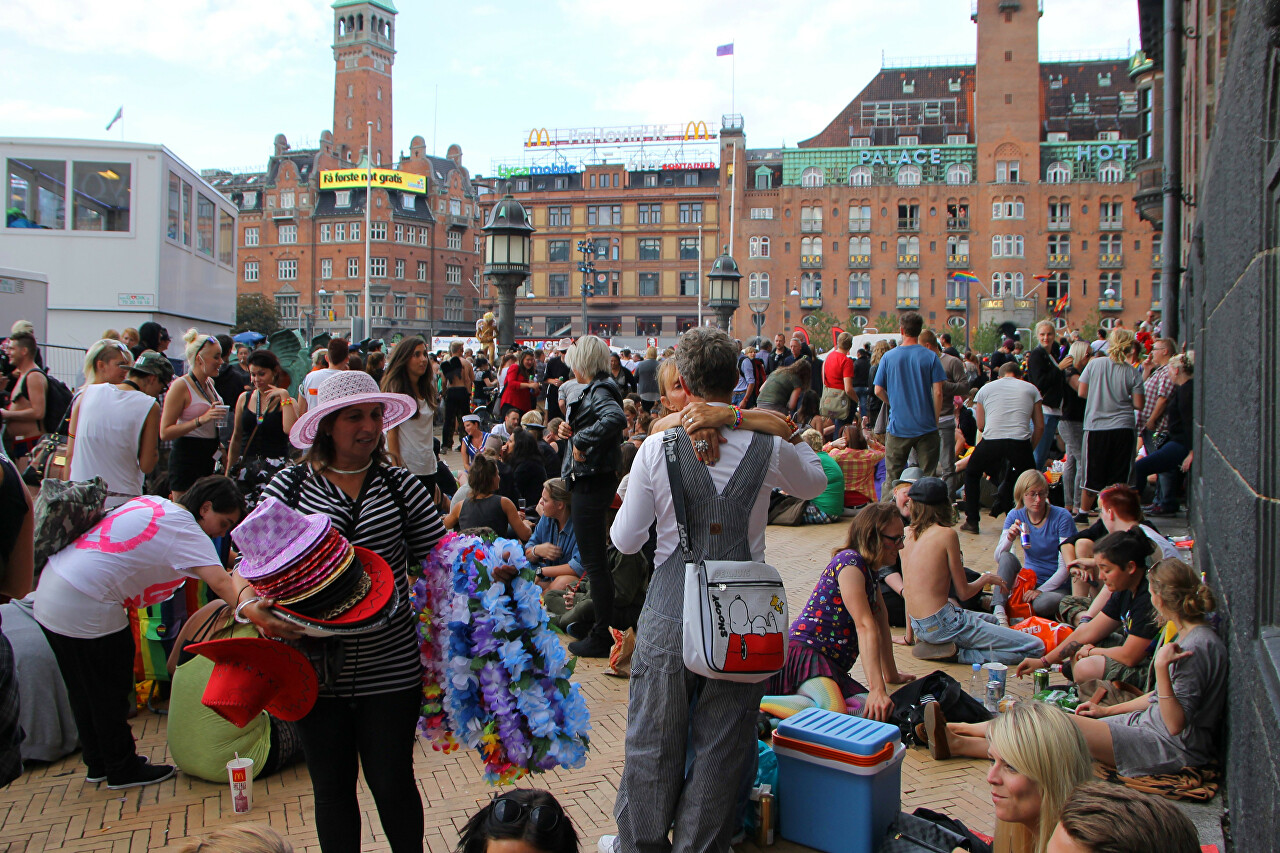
left=1052, top=294, right=1070, bottom=314
left=1033, top=274, right=1051, bottom=283
left=952, top=271, right=979, bottom=285
left=716, top=43, right=734, bottom=56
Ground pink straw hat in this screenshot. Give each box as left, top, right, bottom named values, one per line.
left=289, top=370, right=416, bottom=448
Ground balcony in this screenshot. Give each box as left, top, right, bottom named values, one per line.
left=897, top=254, right=920, bottom=268
left=1099, top=253, right=1124, bottom=268
left=897, top=218, right=921, bottom=232
left=945, top=297, right=968, bottom=310
left=1152, top=253, right=1163, bottom=268
left=1151, top=296, right=1163, bottom=310
left=946, top=254, right=970, bottom=268
left=848, top=220, right=871, bottom=233
left=800, top=254, right=824, bottom=269
left=800, top=220, right=823, bottom=233
left=1047, top=218, right=1072, bottom=231
left=1099, top=297, right=1124, bottom=311
left=946, top=216, right=970, bottom=231
left=799, top=296, right=823, bottom=309
left=848, top=297, right=872, bottom=310
left=896, top=297, right=921, bottom=309
left=848, top=254, right=871, bottom=268
left=271, top=207, right=296, bottom=220
left=1047, top=253, right=1072, bottom=268
left=1099, top=219, right=1124, bottom=231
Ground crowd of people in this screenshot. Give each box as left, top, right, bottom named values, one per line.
left=0, top=308, right=1217, bottom=853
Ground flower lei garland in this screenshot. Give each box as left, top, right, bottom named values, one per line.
left=411, top=532, right=591, bottom=784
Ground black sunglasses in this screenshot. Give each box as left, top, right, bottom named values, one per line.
left=492, top=797, right=561, bottom=832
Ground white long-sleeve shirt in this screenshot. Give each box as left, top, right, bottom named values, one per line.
left=611, top=419, right=827, bottom=566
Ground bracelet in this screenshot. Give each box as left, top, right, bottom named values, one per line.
left=237, top=585, right=256, bottom=602
left=1157, top=694, right=1174, bottom=700
left=234, top=596, right=262, bottom=624
left=731, top=406, right=743, bottom=430
left=1078, top=615, right=1092, bottom=623
left=1040, top=656, right=1050, bottom=669
left=67, top=432, right=76, bottom=439
left=281, top=398, right=294, bottom=406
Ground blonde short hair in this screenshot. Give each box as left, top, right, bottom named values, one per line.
left=566, top=335, right=611, bottom=380
left=1168, top=351, right=1194, bottom=376
left=83, top=338, right=131, bottom=385
left=177, top=823, right=293, bottom=853
left=1035, top=320, right=1056, bottom=336
left=182, top=327, right=218, bottom=365
left=645, top=345, right=658, bottom=359
left=801, top=428, right=824, bottom=453
left=657, top=358, right=681, bottom=398
left=1013, top=469, right=1049, bottom=508
left=1067, top=340, right=1091, bottom=366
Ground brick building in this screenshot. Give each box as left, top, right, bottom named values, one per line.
left=725, top=0, right=1162, bottom=345
left=209, top=0, right=486, bottom=341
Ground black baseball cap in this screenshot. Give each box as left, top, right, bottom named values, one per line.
left=907, top=477, right=949, bottom=506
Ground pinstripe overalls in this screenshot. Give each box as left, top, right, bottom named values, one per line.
left=615, top=430, right=774, bottom=853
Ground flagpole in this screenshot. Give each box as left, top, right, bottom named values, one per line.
left=731, top=39, right=736, bottom=117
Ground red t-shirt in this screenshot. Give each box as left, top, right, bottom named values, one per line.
left=823, top=350, right=855, bottom=390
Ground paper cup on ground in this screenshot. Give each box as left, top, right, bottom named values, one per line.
left=227, top=757, right=254, bottom=813
left=985, top=662, right=1008, bottom=692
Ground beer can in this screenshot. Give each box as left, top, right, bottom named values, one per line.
left=985, top=681, right=1002, bottom=713
left=1033, top=668, right=1050, bottom=693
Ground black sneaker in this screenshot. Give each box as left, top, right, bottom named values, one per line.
left=1073, top=512, right=1091, bottom=524
left=568, top=631, right=613, bottom=659
left=85, top=767, right=107, bottom=783
left=564, top=622, right=590, bottom=640
left=106, top=758, right=176, bottom=790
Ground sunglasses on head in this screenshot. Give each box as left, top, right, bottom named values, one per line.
left=491, top=796, right=561, bottom=832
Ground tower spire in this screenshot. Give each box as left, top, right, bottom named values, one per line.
left=331, top=0, right=396, bottom=165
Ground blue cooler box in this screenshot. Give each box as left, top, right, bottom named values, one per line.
left=773, top=708, right=904, bottom=853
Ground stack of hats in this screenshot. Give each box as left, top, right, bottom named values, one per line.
left=233, top=497, right=395, bottom=632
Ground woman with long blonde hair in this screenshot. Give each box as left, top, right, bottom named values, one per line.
left=1076, top=327, right=1144, bottom=517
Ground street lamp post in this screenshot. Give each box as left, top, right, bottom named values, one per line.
left=705, top=248, right=742, bottom=332
left=749, top=298, right=770, bottom=342
left=576, top=240, right=595, bottom=337
left=482, top=195, right=534, bottom=351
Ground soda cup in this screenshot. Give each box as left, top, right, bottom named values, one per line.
left=227, top=756, right=254, bottom=814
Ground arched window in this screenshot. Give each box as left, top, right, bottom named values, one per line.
left=946, top=163, right=971, bottom=185
left=897, top=236, right=911, bottom=255
left=801, top=236, right=814, bottom=255
left=1046, top=161, right=1073, bottom=183
left=338, top=19, right=346, bottom=36
left=800, top=272, right=822, bottom=300
left=1012, top=272, right=1024, bottom=297
left=811, top=237, right=822, bottom=257
left=991, top=272, right=1003, bottom=296
left=897, top=165, right=921, bottom=186
left=907, top=236, right=920, bottom=254
left=848, top=165, right=873, bottom=186
left=896, top=273, right=919, bottom=298
left=749, top=236, right=764, bottom=258
left=848, top=272, right=870, bottom=301
left=852, top=236, right=871, bottom=254
left=1098, top=161, right=1124, bottom=182
left=346, top=116, right=353, bottom=130
left=991, top=234, right=1002, bottom=256
left=749, top=272, right=770, bottom=298
left=801, top=167, right=825, bottom=188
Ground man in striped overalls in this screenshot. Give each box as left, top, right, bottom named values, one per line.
left=606, top=327, right=827, bottom=853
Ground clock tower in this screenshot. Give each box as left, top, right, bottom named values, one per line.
left=331, top=0, right=396, bottom=166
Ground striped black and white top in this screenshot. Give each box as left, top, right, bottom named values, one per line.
left=263, top=463, right=445, bottom=697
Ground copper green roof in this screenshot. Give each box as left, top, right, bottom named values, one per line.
left=332, top=0, right=397, bottom=14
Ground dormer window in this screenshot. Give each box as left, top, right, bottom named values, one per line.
left=336, top=190, right=351, bottom=207
left=902, top=79, right=915, bottom=94
left=1097, top=72, right=1112, bottom=87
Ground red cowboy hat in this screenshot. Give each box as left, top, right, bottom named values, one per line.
left=270, top=546, right=396, bottom=630
left=189, top=637, right=319, bottom=728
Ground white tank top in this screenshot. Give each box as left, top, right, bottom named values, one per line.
left=68, top=383, right=157, bottom=508
left=396, top=398, right=437, bottom=476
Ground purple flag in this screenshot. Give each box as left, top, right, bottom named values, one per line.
left=716, top=43, right=733, bottom=56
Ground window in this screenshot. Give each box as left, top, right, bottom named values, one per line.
left=946, top=235, right=969, bottom=257
left=643, top=173, right=659, bottom=188
left=946, top=134, right=968, bottom=145
left=449, top=198, right=462, bottom=217
left=754, top=168, right=772, bottom=189
left=747, top=272, right=769, bottom=298
left=749, top=207, right=774, bottom=220
left=347, top=257, right=359, bottom=278
left=638, top=203, right=662, bottom=224
left=514, top=179, right=530, bottom=192
left=368, top=221, right=385, bottom=240
left=848, top=272, right=870, bottom=301
left=1046, top=161, right=1073, bottom=183
left=896, top=165, right=921, bottom=186
left=1138, top=86, right=1155, bottom=160
left=246, top=227, right=260, bottom=246
left=549, top=274, right=570, bottom=297
left=991, top=234, right=1023, bottom=257
left=995, top=159, right=1020, bottom=182
left=896, top=272, right=920, bottom=299
left=548, top=240, right=570, bottom=262
left=638, top=238, right=661, bottom=260
left=991, top=197, right=1025, bottom=219
left=587, top=205, right=622, bottom=226
left=446, top=230, right=462, bottom=250
left=276, top=293, right=299, bottom=321
left=801, top=167, right=825, bottom=188
left=370, top=295, right=385, bottom=319
left=350, top=221, right=360, bottom=241
left=1100, top=201, right=1124, bottom=228
left=638, top=273, right=660, bottom=297
left=335, top=223, right=346, bottom=241
left=1099, top=233, right=1123, bottom=254
left=219, top=209, right=234, bottom=264
left=850, top=235, right=871, bottom=254
left=336, top=190, right=351, bottom=207
left=598, top=174, right=610, bottom=189
left=896, top=235, right=920, bottom=255
left=278, top=224, right=296, bottom=244
left=59, top=160, right=130, bottom=232
left=1049, top=233, right=1071, bottom=255
left=1045, top=272, right=1069, bottom=303
left=241, top=191, right=257, bottom=209
left=319, top=292, right=333, bottom=319
left=679, top=202, right=703, bottom=223
left=543, top=316, right=571, bottom=337
left=280, top=191, right=295, bottom=209
left=990, top=272, right=1022, bottom=297
left=446, top=264, right=462, bottom=286
left=196, top=194, right=215, bottom=256
left=683, top=172, right=699, bottom=187
left=244, top=261, right=259, bottom=282
left=945, top=163, right=971, bottom=185
left=898, top=135, right=919, bottom=146
left=402, top=194, right=415, bottom=211
left=1098, top=161, right=1124, bottom=182
left=346, top=292, right=360, bottom=317
left=801, top=205, right=824, bottom=231
left=681, top=271, right=701, bottom=296
left=749, top=236, right=770, bottom=258
left=394, top=223, right=404, bottom=242
left=848, top=204, right=872, bottom=230
left=1100, top=272, right=1123, bottom=297
left=593, top=237, right=618, bottom=260
left=679, top=237, right=700, bottom=260
left=394, top=258, right=404, bottom=279
left=636, top=317, right=662, bottom=336
left=848, top=165, right=873, bottom=187
left=321, top=258, right=333, bottom=279
left=1048, top=201, right=1071, bottom=226
left=800, top=272, right=822, bottom=301
left=1150, top=273, right=1163, bottom=304
left=548, top=206, right=572, bottom=227
left=588, top=319, right=622, bottom=337
left=278, top=259, right=297, bottom=280
left=801, top=236, right=824, bottom=257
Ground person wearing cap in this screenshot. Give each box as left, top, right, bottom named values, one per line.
left=461, top=413, right=495, bottom=475
left=900, top=477, right=1045, bottom=665
left=260, top=370, right=446, bottom=852
left=543, top=339, right=574, bottom=421
left=65, top=350, right=172, bottom=509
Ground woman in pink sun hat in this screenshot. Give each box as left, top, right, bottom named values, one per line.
left=259, top=370, right=446, bottom=853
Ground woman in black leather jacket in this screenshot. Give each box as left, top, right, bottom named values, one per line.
left=557, top=335, right=627, bottom=657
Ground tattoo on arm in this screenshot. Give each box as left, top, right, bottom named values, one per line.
left=1058, top=641, right=1082, bottom=661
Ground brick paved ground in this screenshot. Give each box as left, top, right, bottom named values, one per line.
left=0, top=453, right=1192, bottom=852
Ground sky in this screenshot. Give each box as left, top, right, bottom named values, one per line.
left=2, top=0, right=1141, bottom=179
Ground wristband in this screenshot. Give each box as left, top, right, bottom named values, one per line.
left=234, top=596, right=263, bottom=624
left=731, top=406, right=743, bottom=430
left=1157, top=694, right=1175, bottom=700
left=1040, top=656, right=1049, bottom=669
left=281, top=398, right=294, bottom=407
left=1078, top=614, right=1092, bottom=624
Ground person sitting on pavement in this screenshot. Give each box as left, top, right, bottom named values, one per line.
left=760, top=503, right=914, bottom=723
left=823, top=422, right=886, bottom=508
left=754, top=357, right=811, bottom=416
left=1015, top=528, right=1162, bottom=690
left=525, top=479, right=583, bottom=591
left=901, top=477, right=1045, bottom=665
left=461, top=414, right=496, bottom=476
left=1048, top=782, right=1200, bottom=853
left=443, top=454, right=531, bottom=541
left=1133, top=352, right=1194, bottom=516
left=991, top=470, right=1078, bottom=626
left=799, top=429, right=846, bottom=524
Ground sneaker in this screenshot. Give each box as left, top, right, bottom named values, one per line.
left=568, top=631, right=613, bottom=659
left=1147, top=505, right=1177, bottom=517
left=564, top=622, right=590, bottom=641
left=911, top=641, right=957, bottom=662
left=106, top=758, right=176, bottom=790
left=959, top=521, right=980, bottom=535
left=994, top=606, right=1010, bottom=628
left=597, top=835, right=619, bottom=853
left=1073, top=512, right=1091, bottom=524
left=85, top=768, right=107, bottom=783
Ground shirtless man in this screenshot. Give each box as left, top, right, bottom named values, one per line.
left=441, top=341, right=474, bottom=451
left=1, top=332, right=47, bottom=469
left=900, top=476, right=1044, bottom=665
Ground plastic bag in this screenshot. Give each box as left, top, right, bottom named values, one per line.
left=1007, top=568, right=1039, bottom=620
left=1010, top=616, right=1073, bottom=653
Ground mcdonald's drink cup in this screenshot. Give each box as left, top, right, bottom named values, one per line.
left=227, top=757, right=254, bottom=813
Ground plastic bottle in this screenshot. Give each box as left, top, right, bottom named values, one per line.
left=969, top=663, right=983, bottom=698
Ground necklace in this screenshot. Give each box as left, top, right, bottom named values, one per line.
left=328, top=460, right=372, bottom=475
left=255, top=391, right=265, bottom=425
left=122, top=380, right=142, bottom=392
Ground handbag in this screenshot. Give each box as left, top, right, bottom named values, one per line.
left=664, top=430, right=788, bottom=683
left=881, top=810, right=990, bottom=853
left=819, top=385, right=852, bottom=420
left=889, top=670, right=991, bottom=745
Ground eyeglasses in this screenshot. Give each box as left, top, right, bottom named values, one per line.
left=1024, top=490, right=1048, bottom=501
left=491, top=797, right=561, bottom=832
left=881, top=531, right=906, bottom=547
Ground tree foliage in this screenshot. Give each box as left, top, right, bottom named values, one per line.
left=873, top=313, right=898, bottom=333
left=233, top=293, right=281, bottom=335
left=968, top=320, right=1003, bottom=355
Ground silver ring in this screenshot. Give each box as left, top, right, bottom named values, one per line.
left=694, top=439, right=710, bottom=452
